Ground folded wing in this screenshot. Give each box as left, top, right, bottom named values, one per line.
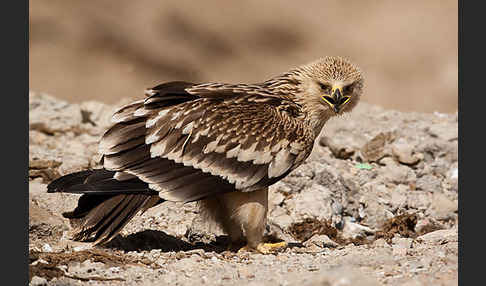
left=99, top=81, right=314, bottom=203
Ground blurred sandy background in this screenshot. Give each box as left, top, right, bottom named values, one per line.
left=29, top=0, right=457, bottom=113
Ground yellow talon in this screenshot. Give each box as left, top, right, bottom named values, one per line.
left=256, top=242, right=288, bottom=254
left=238, top=242, right=288, bottom=254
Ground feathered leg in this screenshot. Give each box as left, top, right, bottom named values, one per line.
left=199, top=188, right=288, bottom=253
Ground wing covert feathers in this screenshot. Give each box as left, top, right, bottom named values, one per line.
left=98, top=81, right=314, bottom=202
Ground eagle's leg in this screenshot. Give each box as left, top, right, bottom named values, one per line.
left=237, top=187, right=268, bottom=251
left=221, top=187, right=287, bottom=254
left=223, top=219, right=245, bottom=251
left=200, top=187, right=287, bottom=253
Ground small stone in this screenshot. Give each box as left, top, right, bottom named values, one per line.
left=289, top=184, right=335, bottom=222
left=30, top=276, right=48, bottom=286
left=427, top=123, right=458, bottom=141
left=390, top=185, right=407, bottom=209
left=449, top=167, right=458, bottom=180
left=265, top=219, right=295, bottom=242
left=418, top=228, right=458, bottom=245
left=269, top=211, right=294, bottom=230
left=378, top=157, right=395, bottom=166
left=28, top=200, right=67, bottom=237
left=360, top=132, right=395, bottom=162
left=307, top=265, right=320, bottom=271
left=319, top=136, right=355, bottom=159
left=427, top=193, right=457, bottom=220
left=414, top=217, right=445, bottom=235
left=372, top=238, right=390, bottom=248
left=392, top=143, right=421, bottom=165
left=201, top=275, right=208, bottom=283
left=392, top=237, right=412, bottom=249
left=392, top=246, right=407, bottom=257
left=269, top=191, right=286, bottom=208
left=73, top=245, right=91, bottom=252
left=341, top=217, right=374, bottom=240
left=416, top=174, right=442, bottom=192
left=31, top=258, right=49, bottom=266
left=41, top=243, right=52, bottom=252
left=380, top=163, right=415, bottom=185
left=303, top=234, right=339, bottom=249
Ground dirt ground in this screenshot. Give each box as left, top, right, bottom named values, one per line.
left=29, top=0, right=457, bottom=113
left=28, top=92, right=458, bottom=285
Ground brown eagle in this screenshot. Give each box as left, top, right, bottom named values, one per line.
left=47, top=56, right=364, bottom=253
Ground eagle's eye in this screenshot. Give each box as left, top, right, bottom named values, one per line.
left=318, top=82, right=332, bottom=94
left=343, top=83, right=355, bottom=94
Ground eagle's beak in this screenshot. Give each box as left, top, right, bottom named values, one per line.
left=321, top=86, right=351, bottom=113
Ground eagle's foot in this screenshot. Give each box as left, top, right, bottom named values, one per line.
left=237, top=241, right=287, bottom=254
left=256, top=241, right=287, bottom=254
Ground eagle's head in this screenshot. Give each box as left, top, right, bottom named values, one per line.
left=297, top=56, right=364, bottom=115
left=278, top=56, right=364, bottom=135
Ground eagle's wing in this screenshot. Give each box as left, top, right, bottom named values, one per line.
left=99, top=81, right=314, bottom=203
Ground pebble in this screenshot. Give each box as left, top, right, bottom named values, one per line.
left=450, top=167, right=458, bottom=180
left=427, top=193, right=457, bottom=220
left=41, top=243, right=52, bottom=252
left=72, top=245, right=91, bottom=252
left=392, top=142, right=421, bottom=165
left=341, top=217, right=374, bottom=239
left=390, top=186, right=407, bottom=209
left=360, top=132, right=394, bottom=162
left=418, top=228, right=458, bottom=244
left=319, top=136, right=355, bottom=159
left=392, top=246, right=407, bottom=257
left=416, top=174, right=442, bottom=192
left=289, top=184, right=335, bottom=222
left=304, top=234, right=339, bottom=249
left=380, top=163, right=415, bottom=185
left=427, top=123, right=458, bottom=141
left=372, top=238, right=391, bottom=248
left=30, top=276, right=48, bottom=286
left=392, top=237, right=412, bottom=249
left=414, top=217, right=444, bottom=234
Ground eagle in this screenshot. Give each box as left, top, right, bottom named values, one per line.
left=47, top=56, right=364, bottom=253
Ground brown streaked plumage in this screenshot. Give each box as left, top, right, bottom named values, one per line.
left=47, top=56, right=364, bottom=253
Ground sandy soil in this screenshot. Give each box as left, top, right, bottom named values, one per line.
left=29, top=0, right=457, bottom=113
left=28, top=92, right=457, bottom=285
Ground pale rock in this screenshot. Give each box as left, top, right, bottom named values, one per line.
left=392, top=141, right=421, bottom=165
left=341, top=217, right=374, bottom=240
left=303, top=234, right=339, bottom=249
left=418, top=228, right=458, bottom=245
left=30, top=276, right=48, bottom=286
left=427, top=193, right=457, bottom=220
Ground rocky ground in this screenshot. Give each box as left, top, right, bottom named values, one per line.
left=29, top=92, right=458, bottom=285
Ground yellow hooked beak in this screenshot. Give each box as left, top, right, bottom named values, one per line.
left=320, top=86, right=351, bottom=113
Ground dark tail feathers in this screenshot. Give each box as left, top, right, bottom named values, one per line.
left=47, top=169, right=164, bottom=244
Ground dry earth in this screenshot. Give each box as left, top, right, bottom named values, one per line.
left=29, top=92, right=458, bottom=285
